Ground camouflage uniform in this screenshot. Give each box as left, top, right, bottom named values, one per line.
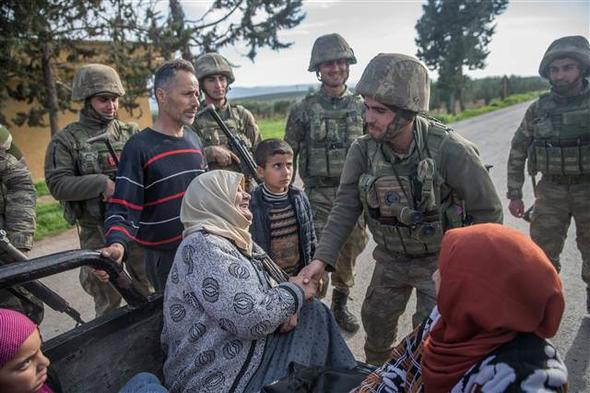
left=285, top=33, right=368, bottom=333
left=193, top=53, right=260, bottom=190
left=44, top=64, right=152, bottom=317
left=314, top=54, right=503, bottom=365
left=0, top=126, right=41, bottom=322
left=285, top=88, right=367, bottom=294
left=507, top=36, right=590, bottom=311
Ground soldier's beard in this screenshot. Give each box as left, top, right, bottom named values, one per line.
left=551, top=77, right=583, bottom=96
left=371, top=117, right=406, bottom=143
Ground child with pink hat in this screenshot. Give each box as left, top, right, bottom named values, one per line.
left=0, top=308, right=53, bottom=393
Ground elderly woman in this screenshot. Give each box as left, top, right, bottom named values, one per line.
left=161, top=170, right=356, bottom=393
left=353, top=223, right=567, bottom=393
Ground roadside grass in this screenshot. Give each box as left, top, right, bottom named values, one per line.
left=33, top=91, right=542, bottom=242
left=35, top=181, right=50, bottom=197
left=34, top=201, right=72, bottom=241
left=434, top=91, right=544, bottom=124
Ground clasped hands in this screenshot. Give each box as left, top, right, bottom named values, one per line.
left=280, top=259, right=326, bottom=333
left=289, top=259, right=327, bottom=301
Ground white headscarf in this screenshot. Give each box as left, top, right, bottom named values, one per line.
left=181, top=170, right=253, bottom=255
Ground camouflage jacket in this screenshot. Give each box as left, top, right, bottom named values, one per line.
left=507, top=83, right=590, bottom=199
left=314, top=115, right=503, bottom=267
left=0, top=150, right=36, bottom=250
left=193, top=101, right=260, bottom=172
left=284, top=86, right=365, bottom=188
left=44, top=115, right=139, bottom=226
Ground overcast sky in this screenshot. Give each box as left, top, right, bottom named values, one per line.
left=179, top=0, right=589, bottom=87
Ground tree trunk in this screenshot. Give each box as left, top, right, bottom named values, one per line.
left=458, top=88, right=466, bottom=112
left=42, top=43, right=60, bottom=136
left=448, top=91, right=456, bottom=114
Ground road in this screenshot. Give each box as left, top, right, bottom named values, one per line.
left=35, top=101, right=589, bottom=391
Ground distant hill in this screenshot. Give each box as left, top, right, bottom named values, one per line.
left=233, top=90, right=308, bottom=103
left=228, top=84, right=318, bottom=100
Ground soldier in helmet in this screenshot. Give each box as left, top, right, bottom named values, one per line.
left=193, top=53, right=260, bottom=189
left=44, top=64, right=152, bottom=317
left=284, top=33, right=368, bottom=333
left=299, top=53, right=503, bottom=365
left=507, top=35, right=590, bottom=313
left=0, top=125, right=41, bottom=323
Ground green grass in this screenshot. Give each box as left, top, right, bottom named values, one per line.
left=434, top=91, right=544, bottom=124
left=259, top=118, right=287, bottom=140
left=34, top=202, right=72, bottom=241
left=35, top=181, right=50, bottom=197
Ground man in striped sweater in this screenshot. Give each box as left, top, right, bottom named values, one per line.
left=98, top=59, right=207, bottom=291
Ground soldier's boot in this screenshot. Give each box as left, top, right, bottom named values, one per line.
left=331, top=288, right=360, bottom=333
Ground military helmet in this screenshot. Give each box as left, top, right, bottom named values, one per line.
left=71, top=64, right=125, bottom=101
left=356, top=53, right=430, bottom=113
left=308, top=33, right=357, bottom=72
left=195, top=53, right=235, bottom=84
left=539, top=35, right=590, bottom=78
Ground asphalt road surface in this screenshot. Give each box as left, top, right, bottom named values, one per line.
left=34, top=101, right=589, bottom=391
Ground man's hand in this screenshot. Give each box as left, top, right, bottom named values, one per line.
left=508, top=199, right=525, bottom=218
left=209, top=145, right=240, bottom=167
left=289, top=275, right=317, bottom=301
left=298, top=259, right=327, bottom=286
left=279, top=314, right=298, bottom=334
left=102, top=178, right=116, bottom=202
left=94, top=243, right=125, bottom=283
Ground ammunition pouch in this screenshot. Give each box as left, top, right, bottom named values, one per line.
left=359, top=173, right=442, bottom=255
left=528, top=137, right=590, bottom=176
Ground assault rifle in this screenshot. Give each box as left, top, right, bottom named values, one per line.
left=201, top=104, right=262, bottom=184
left=0, top=230, right=85, bottom=324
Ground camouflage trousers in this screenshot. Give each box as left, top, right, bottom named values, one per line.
left=361, top=247, right=437, bottom=366
left=307, top=186, right=368, bottom=296
left=78, top=224, right=153, bottom=317
left=530, top=177, right=590, bottom=288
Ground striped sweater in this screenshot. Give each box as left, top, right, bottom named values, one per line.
left=105, top=127, right=207, bottom=251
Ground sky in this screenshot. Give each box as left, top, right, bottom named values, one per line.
left=178, top=0, right=589, bottom=87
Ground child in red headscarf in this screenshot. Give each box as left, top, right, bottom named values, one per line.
left=352, top=223, right=568, bottom=393
left=0, top=308, right=54, bottom=393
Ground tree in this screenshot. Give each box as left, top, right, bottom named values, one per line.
left=0, top=0, right=304, bottom=135
left=0, top=0, right=153, bottom=135
left=415, top=0, right=508, bottom=114
left=149, top=0, right=305, bottom=63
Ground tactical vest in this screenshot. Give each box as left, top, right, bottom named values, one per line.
left=61, top=120, right=136, bottom=225
left=301, top=94, right=364, bottom=187
left=527, top=90, right=590, bottom=176
left=358, top=120, right=461, bottom=256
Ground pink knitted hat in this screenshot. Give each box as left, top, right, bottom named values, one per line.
left=0, top=308, right=37, bottom=368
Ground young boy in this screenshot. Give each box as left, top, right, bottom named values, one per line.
left=249, top=139, right=316, bottom=276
